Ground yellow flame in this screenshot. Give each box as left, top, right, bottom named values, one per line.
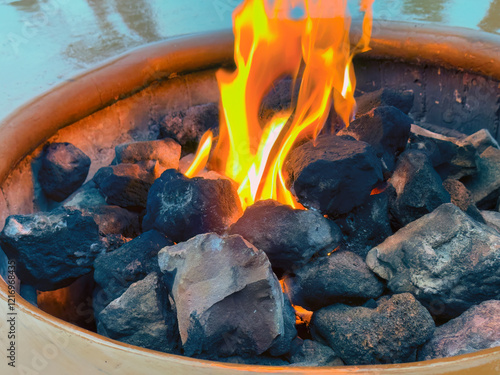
left=184, top=130, right=213, bottom=178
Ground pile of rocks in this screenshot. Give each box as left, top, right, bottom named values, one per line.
left=1, top=86, right=499, bottom=366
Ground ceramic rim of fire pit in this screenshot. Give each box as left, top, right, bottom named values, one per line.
left=1, top=21, right=500, bottom=374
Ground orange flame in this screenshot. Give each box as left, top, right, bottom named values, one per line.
left=187, top=0, right=374, bottom=210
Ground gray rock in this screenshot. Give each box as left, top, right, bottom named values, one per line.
left=82, top=205, right=140, bottom=238
left=0, top=208, right=102, bottom=291
left=158, top=233, right=288, bottom=358
left=464, top=146, right=500, bottom=209
left=97, top=273, right=180, bottom=353
left=115, top=138, right=181, bottom=170
left=62, top=181, right=107, bottom=209
left=463, top=129, right=500, bottom=155
left=289, top=339, right=344, bottom=367
left=418, top=300, right=500, bottom=360
left=228, top=200, right=342, bottom=275
left=442, top=179, right=484, bottom=223
left=267, top=294, right=297, bottom=357
left=284, top=251, right=384, bottom=311
left=367, top=203, right=500, bottom=318
left=480, top=210, right=500, bottom=233
left=310, top=293, right=435, bottom=365
left=356, top=88, right=414, bottom=116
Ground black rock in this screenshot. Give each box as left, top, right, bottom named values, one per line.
left=285, top=135, right=383, bottom=216
left=442, top=179, right=484, bottom=223
left=310, top=293, right=435, bottom=365
left=62, top=181, right=107, bottom=209
left=38, top=142, right=91, bottom=202
left=356, top=88, right=414, bottom=116
left=289, top=338, right=344, bottom=367
left=82, top=205, right=141, bottom=238
left=267, top=294, right=298, bottom=357
left=284, top=251, right=384, bottom=311
left=97, top=273, right=180, bottom=353
left=93, top=160, right=162, bottom=210
left=228, top=200, right=342, bottom=275
left=388, top=150, right=450, bottom=228
left=143, top=170, right=242, bottom=243
left=0, top=208, right=102, bottom=291
left=115, top=138, right=181, bottom=170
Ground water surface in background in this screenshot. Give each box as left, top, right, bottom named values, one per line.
left=0, top=0, right=499, bottom=121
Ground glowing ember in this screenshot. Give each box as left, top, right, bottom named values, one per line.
left=187, top=0, right=374, bottom=210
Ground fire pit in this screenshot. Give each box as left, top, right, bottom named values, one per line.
left=1, top=15, right=500, bottom=374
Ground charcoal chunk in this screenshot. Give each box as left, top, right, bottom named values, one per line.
left=285, top=135, right=383, bottom=216
left=388, top=150, right=450, bottom=227
left=158, top=233, right=288, bottom=358
left=310, top=293, right=435, bottom=365
left=93, top=160, right=162, bottom=210
left=228, top=200, right=341, bottom=275
left=115, top=138, right=181, bottom=170
left=356, top=88, right=414, bottom=116
left=143, top=170, right=242, bottom=243
left=367, top=203, right=500, bottom=319
left=289, top=339, right=344, bottom=367
left=442, top=179, right=484, bottom=223
left=97, top=273, right=180, bottom=353
left=62, top=181, right=107, bottom=209
left=418, top=300, right=500, bottom=360
left=284, top=251, right=384, bottom=311
left=0, top=208, right=102, bottom=290
left=38, top=142, right=91, bottom=202
left=81, top=205, right=140, bottom=238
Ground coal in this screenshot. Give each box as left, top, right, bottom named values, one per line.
left=143, top=170, right=242, bottom=243
left=228, top=200, right=342, bottom=275
left=93, top=160, right=162, bottom=210
left=0, top=208, right=102, bottom=291
left=418, top=300, right=500, bottom=360
left=285, top=135, right=383, bottom=216
left=82, top=205, right=141, bottom=238
left=38, top=142, right=91, bottom=202
left=339, top=106, right=412, bottom=171
left=367, top=203, right=500, bottom=319
left=93, top=230, right=172, bottom=312
left=115, top=138, right=181, bottom=170
left=283, top=251, right=384, bottom=311
left=355, top=88, right=414, bottom=116
left=462, top=129, right=500, bottom=154
left=158, top=233, right=289, bottom=358
left=388, top=150, right=450, bottom=228
left=97, top=273, right=180, bottom=353
left=289, top=338, right=344, bottom=367
left=442, top=179, right=484, bottom=223
left=310, top=293, right=435, bottom=365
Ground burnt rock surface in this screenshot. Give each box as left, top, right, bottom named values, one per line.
left=388, top=150, right=450, bottom=228
left=158, top=233, right=289, bottom=358
left=0, top=208, right=102, bottom=290
left=310, top=293, right=435, bottom=365
left=462, top=129, right=500, bottom=155
left=62, top=181, right=107, bottom=209
left=115, top=138, right=181, bottom=170
left=38, top=142, right=91, bottom=202
left=367, top=203, right=500, bottom=319
left=228, top=200, right=341, bottom=275
left=284, top=251, right=384, bottom=311
left=418, top=300, right=500, bottom=360
left=288, top=338, right=343, bottom=367
left=82, top=205, right=141, bottom=238
left=285, top=135, right=383, bottom=216
left=442, top=179, right=484, bottom=223
left=143, top=170, right=242, bottom=243
left=355, top=88, right=414, bottom=116
left=268, top=294, right=297, bottom=357
left=97, top=273, right=180, bottom=353
left=339, top=106, right=412, bottom=171
left=481, top=210, right=500, bottom=233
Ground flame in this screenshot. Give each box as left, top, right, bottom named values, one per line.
left=187, top=0, right=374, bottom=210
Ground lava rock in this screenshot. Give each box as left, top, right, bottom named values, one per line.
left=158, top=233, right=288, bottom=358
left=100, top=234, right=132, bottom=253
left=93, top=230, right=172, bottom=312
left=93, top=160, right=162, bottom=210
left=418, top=300, right=500, bottom=360
left=228, top=200, right=342, bottom=275
left=339, top=106, right=412, bottom=171
left=0, top=208, right=102, bottom=291
left=259, top=77, right=297, bottom=123
left=367, top=203, right=500, bottom=319
left=97, top=273, right=180, bottom=353
left=289, top=338, right=344, bottom=367
left=284, top=251, right=384, bottom=311
left=310, top=293, right=435, bottom=365
left=355, top=88, right=414, bottom=116
left=143, top=169, right=242, bottom=243
left=267, top=294, right=298, bottom=357
left=442, top=179, right=484, bottom=223
left=480, top=210, right=500, bottom=233
left=82, top=205, right=141, bottom=238
left=38, top=142, right=91, bottom=202
left=62, top=181, right=107, bottom=209
left=388, top=150, right=450, bottom=228
left=115, top=138, right=181, bottom=170
left=463, top=129, right=500, bottom=155
left=285, top=135, right=383, bottom=216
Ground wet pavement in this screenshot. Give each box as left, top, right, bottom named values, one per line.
left=0, top=0, right=499, bottom=121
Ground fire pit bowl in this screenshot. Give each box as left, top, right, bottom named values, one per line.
left=1, top=21, right=500, bottom=374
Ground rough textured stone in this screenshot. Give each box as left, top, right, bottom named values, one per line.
left=143, top=170, right=242, bottom=243
left=82, top=205, right=140, bottom=238
left=228, top=200, right=342, bottom=274
left=97, top=273, right=180, bottom=353
left=0, top=208, right=102, bottom=290
left=356, top=88, right=414, bottom=116
left=38, top=142, right=91, bottom=202
left=158, top=233, right=287, bottom=358
left=285, top=135, right=383, bottom=216
left=388, top=150, right=450, bottom=228
left=310, top=293, right=435, bottom=365
left=284, top=251, right=384, bottom=311
left=442, top=179, right=484, bottom=223
left=481, top=210, right=500, bottom=233
left=268, top=294, right=298, bottom=357
left=93, top=160, right=162, bottom=210
left=115, top=138, right=181, bottom=170
left=289, top=339, right=344, bottom=367
left=62, top=181, right=107, bottom=209
left=418, top=300, right=500, bottom=360
left=367, top=203, right=500, bottom=318
left=463, top=129, right=500, bottom=154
